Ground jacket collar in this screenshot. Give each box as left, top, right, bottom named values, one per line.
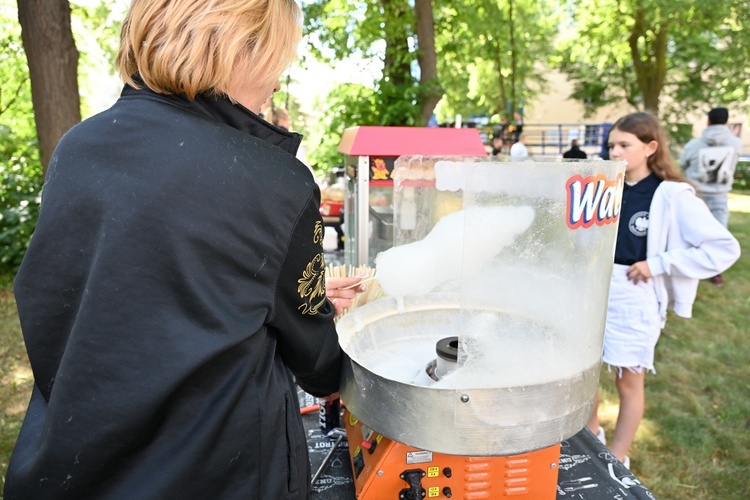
left=120, top=78, right=302, bottom=155
left=625, top=172, right=661, bottom=192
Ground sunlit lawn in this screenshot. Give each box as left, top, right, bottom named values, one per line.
left=2, top=192, right=749, bottom=498
left=597, top=191, right=750, bottom=498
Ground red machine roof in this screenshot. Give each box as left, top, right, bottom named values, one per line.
left=337, top=126, right=487, bottom=156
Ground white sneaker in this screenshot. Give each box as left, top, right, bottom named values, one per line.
left=622, top=455, right=630, bottom=469
left=595, top=426, right=606, bottom=445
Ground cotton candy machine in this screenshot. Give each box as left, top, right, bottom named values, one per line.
left=337, top=157, right=625, bottom=498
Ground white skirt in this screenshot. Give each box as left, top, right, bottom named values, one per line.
left=602, top=264, right=662, bottom=374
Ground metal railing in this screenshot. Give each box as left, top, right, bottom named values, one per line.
left=481, top=122, right=612, bottom=158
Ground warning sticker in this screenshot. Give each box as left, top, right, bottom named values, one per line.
left=406, top=450, right=433, bottom=464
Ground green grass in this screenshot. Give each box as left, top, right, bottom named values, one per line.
left=1, top=193, right=750, bottom=498
left=0, top=288, right=32, bottom=496
left=597, top=191, right=750, bottom=498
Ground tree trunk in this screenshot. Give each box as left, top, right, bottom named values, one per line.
left=414, top=0, right=442, bottom=126
left=508, top=0, right=517, bottom=119
left=628, top=7, right=667, bottom=114
left=381, top=0, right=412, bottom=89
left=17, top=0, right=81, bottom=175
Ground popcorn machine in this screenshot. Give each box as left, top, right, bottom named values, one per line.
left=331, top=150, right=626, bottom=499
left=337, top=126, right=488, bottom=267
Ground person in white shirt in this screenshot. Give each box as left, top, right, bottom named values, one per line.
left=509, top=133, right=529, bottom=160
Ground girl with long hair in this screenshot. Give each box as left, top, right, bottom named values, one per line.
left=586, top=112, right=740, bottom=469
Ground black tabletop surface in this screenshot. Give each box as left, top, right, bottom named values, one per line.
left=303, top=412, right=656, bottom=500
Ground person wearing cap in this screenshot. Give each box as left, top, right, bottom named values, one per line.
left=679, top=107, right=743, bottom=286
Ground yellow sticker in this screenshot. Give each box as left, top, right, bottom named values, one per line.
left=349, top=414, right=359, bottom=427
left=376, top=435, right=383, bottom=444
left=427, top=466, right=439, bottom=478
left=428, top=486, right=440, bottom=497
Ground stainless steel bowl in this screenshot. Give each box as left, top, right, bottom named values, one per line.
left=337, top=294, right=598, bottom=456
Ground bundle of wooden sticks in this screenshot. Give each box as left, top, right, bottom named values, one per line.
left=325, top=263, right=384, bottom=318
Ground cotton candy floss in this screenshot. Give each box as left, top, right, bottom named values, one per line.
left=375, top=205, right=535, bottom=298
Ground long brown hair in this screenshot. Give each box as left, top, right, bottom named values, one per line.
left=611, top=112, right=684, bottom=181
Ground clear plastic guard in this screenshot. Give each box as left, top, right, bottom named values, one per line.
left=450, top=159, right=627, bottom=384
left=337, top=156, right=627, bottom=453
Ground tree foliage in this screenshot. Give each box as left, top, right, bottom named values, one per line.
left=304, top=0, right=424, bottom=128
left=0, top=2, right=41, bottom=281
left=556, top=0, right=750, bottom=126
left=70, top=0, right=124, bottom=117
left=1, top=0, right=119, bottom=280
left=302, top=0, right=560, bottom=169
left=433, top=0, right=559, bottom=122
left=305, top=83, right=382, bottom=170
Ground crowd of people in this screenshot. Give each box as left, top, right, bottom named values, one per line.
left=2, top=0, right=745, bottom=497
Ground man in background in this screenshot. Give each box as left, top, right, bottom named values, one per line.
left=272, top=107, right=311, bottom=170
left=563, top=139, right=588, bottom=159
left=509, top=133, right=530, bottom=160
left=680, top=106, right=743, bottom=286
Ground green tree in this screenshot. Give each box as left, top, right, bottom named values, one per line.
left=556, top=0, right=750, bottom=125
left=302, top=0, right=443, bottom=173
left=1, top=0, right=121, bottom=279
left=433, top=0, right=560, bottom=122
left=304, top=0, right=435, bottom=129
left=305, top=83, right=381, bottom=170
left=303, top=0, right=560, bottom=168
left=0, top=1, right=41, bottom=281
left=17, top=0, right=81, bottom=174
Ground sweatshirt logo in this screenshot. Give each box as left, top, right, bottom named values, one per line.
left=566, top=173, right=623, bottom=229
left=629, top=211, right=649, bottom=237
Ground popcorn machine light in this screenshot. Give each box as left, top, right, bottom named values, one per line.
left=333, top=154, right=626, bottom=499
left=337, top=126, right=488, bottom=267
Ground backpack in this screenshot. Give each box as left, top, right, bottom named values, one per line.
left=695, top=146, right=739, bottom=185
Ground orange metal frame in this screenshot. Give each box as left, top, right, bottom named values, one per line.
left=344, top=409, right=560, bottom=499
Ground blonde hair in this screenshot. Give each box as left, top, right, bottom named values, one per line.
left=611, top=112, right=684, bottom=181
left=116, top=0, right=302, bottom=99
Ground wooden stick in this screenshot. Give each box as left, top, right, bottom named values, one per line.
left=338, top=275, right=378, bottom=290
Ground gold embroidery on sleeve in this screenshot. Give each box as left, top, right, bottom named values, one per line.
left=313, top=221, right=323, bottom=245
left=297, top=253, right=327, bottom=315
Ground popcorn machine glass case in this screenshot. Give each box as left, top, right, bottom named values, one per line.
left=337, top=126, right=489, bottom=267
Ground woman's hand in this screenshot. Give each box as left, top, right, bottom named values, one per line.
left=626, top=261, right=652, bottom=284
left=326, top=275, right=368, bottom=317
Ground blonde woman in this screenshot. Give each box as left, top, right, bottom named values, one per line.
left=5, top=1, right=363, bottom=498
left=587, top=112, right=740, bottom=469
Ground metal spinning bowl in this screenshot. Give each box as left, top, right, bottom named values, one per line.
left=337, top=294, right=598, bottom=456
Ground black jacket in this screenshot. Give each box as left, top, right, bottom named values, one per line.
left=562, top=146, right=588, bottom=159
left=5, top=83, right=343, bottom=499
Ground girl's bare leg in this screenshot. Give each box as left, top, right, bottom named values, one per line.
left=610, top=368, right=646, bottom=461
